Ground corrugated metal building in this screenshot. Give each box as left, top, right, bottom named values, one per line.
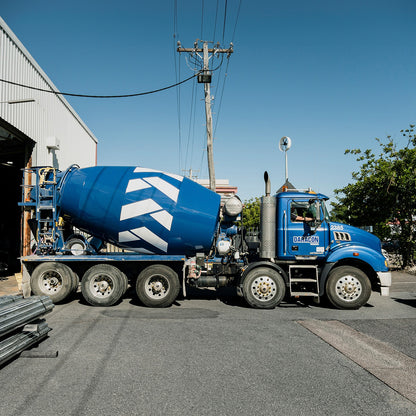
left=0, top=17, right=98, bottom=274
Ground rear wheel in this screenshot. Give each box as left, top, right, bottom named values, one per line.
left=136, top=265, right=180, bottom=308
left=31, top=262, right=74, bottom=303
left=71, top=271, right=80, bottom=293
left=242, top=267, right=286, bottom=309
left=81, top=264, right=127, bottom=306
left=325, top=266, right=371, bottom=309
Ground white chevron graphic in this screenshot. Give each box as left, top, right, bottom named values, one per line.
left=151, top=210, right=173, bottom=231
left=133, top=167, right=183, bottom=182
left=130, top=227, right=168, bottom=252
left=120, top=199, right=162, bottom=221
left=118, top=231, right=155, bottom=254
left=119, top=169, right=184, bottom=252
left=126, top=178, right=151, bottom=193
left=143, top=177, right=179, bottom=202
left=119, top=228, right=167, bottom=253
left=125, top=176, right=180, bottom=202
left=118, top=230, right=140, bottom=243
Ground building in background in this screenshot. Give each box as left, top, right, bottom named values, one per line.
left=0, top=17, right=98, bottom=274
left=196, top=179, right=238, bottom=204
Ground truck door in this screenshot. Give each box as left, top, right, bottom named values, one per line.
left=286, top=198, right=329, bottom=258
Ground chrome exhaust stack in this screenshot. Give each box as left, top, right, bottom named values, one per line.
left=260, top=171, right=276, bottom=259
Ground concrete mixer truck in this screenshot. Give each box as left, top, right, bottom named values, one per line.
left=19, top=165, right=391, bottom=310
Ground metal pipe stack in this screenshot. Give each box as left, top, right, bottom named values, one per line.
left=0, top=295, right=54, bottom=366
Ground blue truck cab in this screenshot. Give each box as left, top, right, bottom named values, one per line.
left=240, top=186, right=391, bottom=309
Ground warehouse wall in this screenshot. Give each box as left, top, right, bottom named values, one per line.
left=0, top=16, right=97, bottom=169
left=0, top=16, right=98, bottom=274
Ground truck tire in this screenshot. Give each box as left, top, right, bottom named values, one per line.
left=81, top=264, right=128, bottom=306
left=136, top=265, right=180, bottom=308
left=242, top=267, right=286, bottom=309
left=31, top=262, right=74, bottom=303
left=71, top=271, right=80, bottom=293
left=65, top=237, right=87, bottom=256
left=325, top=266, right=371, bottom=310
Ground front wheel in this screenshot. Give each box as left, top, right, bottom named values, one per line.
left=136, top=265, right=180, bottom=308
left=325, top=266, right=371, bottom=310
left=81, top=264, right=127, bottom=306
left=242, top=267, right=286, bottom=309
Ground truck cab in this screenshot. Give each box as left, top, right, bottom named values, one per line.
left=238, top=171, right=391, bottom=310
left=242, top=187, right=391, bottom=309
left=277, top=192, right=330, bottom=259
left=276, top=191, right=390, bottom=287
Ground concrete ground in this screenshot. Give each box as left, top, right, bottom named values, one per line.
left=0, top=269, right=415, bottom=416
left=0, top=273, right=21, bottom=297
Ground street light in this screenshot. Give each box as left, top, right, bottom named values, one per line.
left=279, top=136, right=292, bottom=182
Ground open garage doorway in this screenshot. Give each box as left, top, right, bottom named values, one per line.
left=0, top=118, right=34, bottom=277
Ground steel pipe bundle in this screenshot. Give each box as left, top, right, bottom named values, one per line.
left=0, top=295, right=54, bottom=366
left=0, top=319, right=51, bottom=366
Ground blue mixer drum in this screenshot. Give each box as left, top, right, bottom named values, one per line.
left=58, top=166, right=221, bottom=255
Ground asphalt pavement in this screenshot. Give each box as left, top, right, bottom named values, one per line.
left=0, top=271, right=415, bottom=416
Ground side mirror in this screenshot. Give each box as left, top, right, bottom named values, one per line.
left=307, top=201, right=322, bottom=234
left=314, top=201, right=321, bottom=222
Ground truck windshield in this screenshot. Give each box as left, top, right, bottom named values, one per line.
left=321, top=200, right=330, bottom=222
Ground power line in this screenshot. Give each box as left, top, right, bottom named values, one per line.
left=212, top=0, right=220, bottom=42
left=214, top=57, right=231, bottom=136
left=173, top=0, right=182, bottom=172
left=222, top=0, right=228, bottom=43
left=213, top=1, right=242, bottom=135
left=184, top=76, right=198, bottom=171
left=231, top=0, right=242, bottom=42
left=0, top=73, right=201, bottom=99
left=200, top=0, right=205, bottom=40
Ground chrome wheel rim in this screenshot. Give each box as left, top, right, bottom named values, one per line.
left=41, top=271, right=63, bottom=294
left=250, top=275, right=276, bottom=302
left=145, top=274, right=169, bottom=299
left=335, top=275, right=362, bottom=302
left=90, top=274, right=113, bottom=298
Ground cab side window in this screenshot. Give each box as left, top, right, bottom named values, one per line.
left=290, top=201, right=316, bottom=223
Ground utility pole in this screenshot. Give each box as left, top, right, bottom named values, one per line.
left=182, top=168, right=199, bottom=181
left=177, top=40, right=233, bottom=192
left=202, top=41, right=215, bottom=192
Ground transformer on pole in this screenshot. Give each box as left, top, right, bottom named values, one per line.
left=177, top=40, right=233, bottom=192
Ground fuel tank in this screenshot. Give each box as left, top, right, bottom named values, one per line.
left=58, top=166, right=221, bottom=255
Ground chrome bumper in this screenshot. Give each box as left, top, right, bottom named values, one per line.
left=377, top=271, right=391, bottom=296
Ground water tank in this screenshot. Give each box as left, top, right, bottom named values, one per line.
left=58, top=166, right=221, bottom=255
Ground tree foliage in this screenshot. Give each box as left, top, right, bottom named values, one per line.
left=242, top=197, right=261, bottom=229
left=331, top=125, right=416, bottom=267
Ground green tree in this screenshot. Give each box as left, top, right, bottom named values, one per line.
left=331, top=125, right=416, bottom=267
left=242, top=197, right=261, bottom=229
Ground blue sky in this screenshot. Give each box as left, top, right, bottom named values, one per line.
left=2, top=0, right=415, bottom=203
